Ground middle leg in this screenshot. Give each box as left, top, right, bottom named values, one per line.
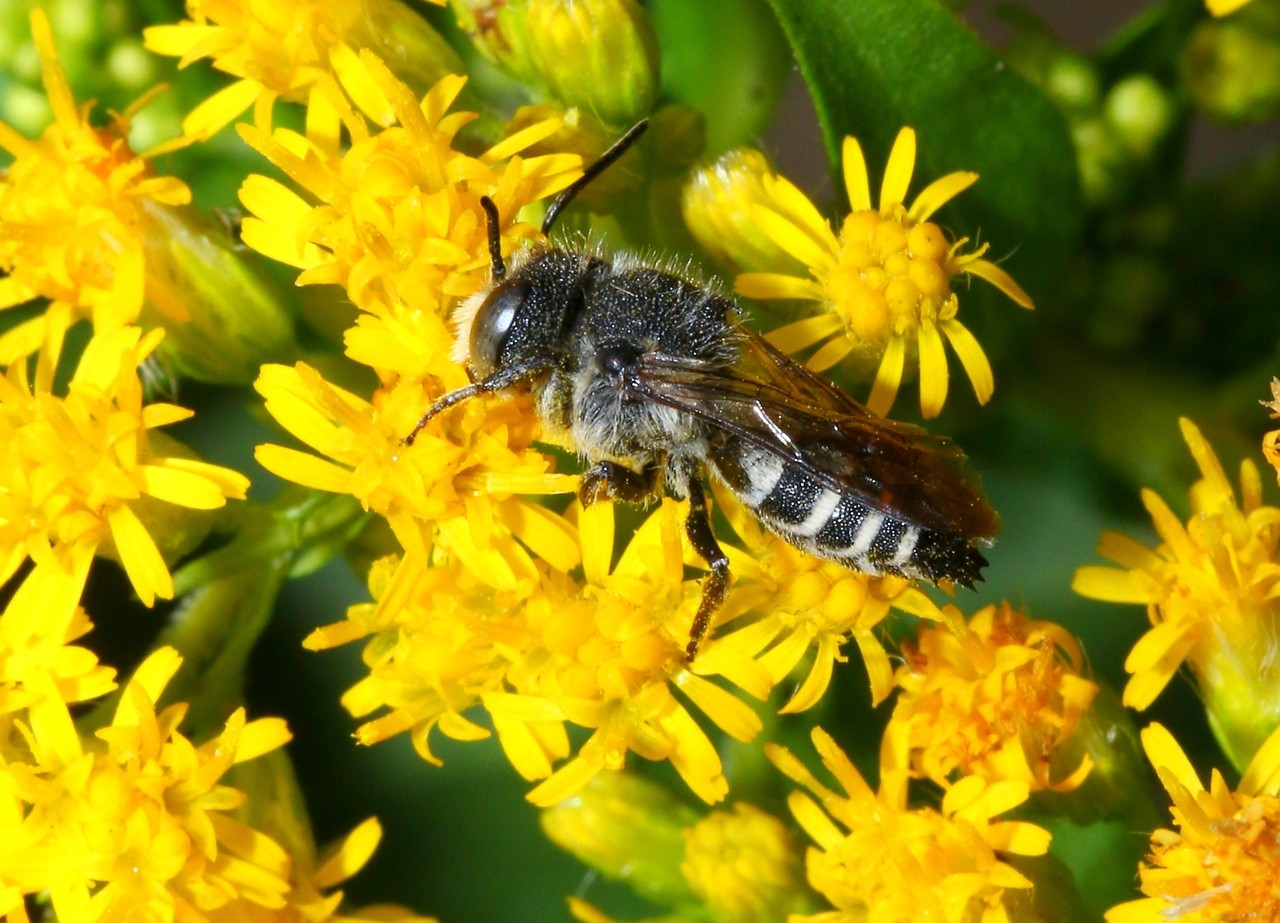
left=682, top=474, right=730, bottom=661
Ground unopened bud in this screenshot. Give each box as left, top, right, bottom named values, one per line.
left=526, top=0, right=659, bottom=127
left=1184, top=15, right=1280, bottom=123
left=139, top=201, right=298, bottom=384
left=1105, top=75, right=1176, bottom=159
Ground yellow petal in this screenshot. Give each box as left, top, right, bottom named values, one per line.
left=1240, top=720, right=1280, bottom=796
left=764, top=174, right=839, bottom=252
left=1207, top=0, right=1252, bottom=15
left=235, top=717, right=292, bottom=762
left=879, top=127, right=917, bottom=211
left=183, top=78, right=265, bottom=140
left=1126, top=618, right=1195, bottom=673
left=867, top=335, right=906, bottom=417
left=917, top=321, right=949, bottom=419
left=137, top=464, right=233, bottom=510
left=764, top=313, right=844, bottom=353
left=676, top=672, right=763, bottom=742
left=780, top=633, right=836, bottom=713
left=492, top=712, right=558, bottom=781
left=908, top=170, right=978, bottom=223
left=851, top=628, right=894, bottom=706
left=1095, top=530, right=1162, bottom=571
left=502, top=501, right=580, bottom=572
left=579, top=500, right=614, bottom=584
left=987, top=820, right=1052, bottom=856
left=841, top=135, right=872, bottom=212
left=329, top=42, right=394, bottom=127
left=940, top=319, right=993, bottom=405
left=30, top=10, right=77, bottom=130
left=962, top=258, right=1034, bottom=309
left=735, top=272, right=823, bottom=302
left=114, top=646, right=182, bottom=727
left=805, top=336, right=854, bottom=374
left=155, top=457, right=250, bottom=500
left=1122, top=665, right=1178, bottom=711
left=1140, top=723, right=1204, bottom=795
left=527, top=752, right=604, bottom=806
left=483, top=115, right=566, bottom=163
left=1071, top=565, right=1148, bottom=603
left=142, top=23, right=219, bottom=59
left=313, top=817, right=382, bottom=890
left=659, top=704, right=728, bottom=804
left=752, top=206, right=837, bottom=272
left=255, top=444, right=352, bottom=493
left=106, top=504, right=173, bottom=606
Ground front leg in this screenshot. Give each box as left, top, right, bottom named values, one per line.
left=683, top=475, right=730, bottom=662
left=578, top=460, right=661, bottom=507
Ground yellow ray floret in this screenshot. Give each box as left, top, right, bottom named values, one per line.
left=0, top=324, right=249, bottom=607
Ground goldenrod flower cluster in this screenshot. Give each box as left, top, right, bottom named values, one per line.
left=0, top=0, right=1276, bottom=920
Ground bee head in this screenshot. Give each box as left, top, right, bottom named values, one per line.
left=464, top=277, right=533, bottom=380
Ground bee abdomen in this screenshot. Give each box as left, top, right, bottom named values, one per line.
left=712, top=443, right=987, bottom=586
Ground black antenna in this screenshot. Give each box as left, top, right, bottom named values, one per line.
left=541, top=119, right=649, bottom=235
left=479, top=196, right=505, bottom=281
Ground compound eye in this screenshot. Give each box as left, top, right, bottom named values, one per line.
left=469, top=280, right=531, bottom=378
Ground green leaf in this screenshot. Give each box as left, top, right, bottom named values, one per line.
left=649, top=0, right=792, bottom=156
left=763, top=0, right=1084, bottom=292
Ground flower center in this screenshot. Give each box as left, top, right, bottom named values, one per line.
left=831, top=208, right=955, bottom=344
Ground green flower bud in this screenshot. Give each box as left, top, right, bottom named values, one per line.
left=1104, top=75, right=1177, bottom=159
left=1071, top=117, right=1127, bottom=206
left=138, top=201, right=299, bottom=385
left=106, top=38, right=157, bottom=92
left=1044, top=53, right=1102, bottom=114
left=351, top=0, right=464, bottom=94
left=682, top=148, right=805, bottom=276
left=449, top=0, right=543, bottom=87
left=1184, top=15, right=1280, bottom=123
left=452, top=0, right=659, bottom=125
left=541, top=773, right=699, bottom=907
left=681, top=804, right=812, bottom=923
left=1032, top=683, right=1165, bottom=831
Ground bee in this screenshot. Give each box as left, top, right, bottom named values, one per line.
left=407, top=121, right=999, bottom=658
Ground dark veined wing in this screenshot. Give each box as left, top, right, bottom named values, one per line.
left=634, top=330, right=1000, bottom=539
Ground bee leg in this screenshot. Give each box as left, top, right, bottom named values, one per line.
left=683, top=476, right=729, bottom=662
left=578, top=460, right=660, bottom=507
left=403, top=354, right=554, bottom=446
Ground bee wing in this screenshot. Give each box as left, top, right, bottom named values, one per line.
left=635, top=330, right=999, bottom=539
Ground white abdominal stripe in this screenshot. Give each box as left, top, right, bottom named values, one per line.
left=714, top=444, right=983, bottom=585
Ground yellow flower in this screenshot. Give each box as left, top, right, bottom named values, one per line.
left=0, top=10, right=192, bottom=364
left=1207, top=0, right=1253, bottom=15
left=1262, top=376, right=1280, bottom=484
left=254, top=354, right=578, bottom=590
left=695, top=129, right=1032, bottom=419
left=885, top=602, right=1098, bottom=793
left=236, top=67, right=581, bottom=320
left=0, top=325, right=250, bottom=607
left=218, top=817, right=438, bottom=922
left=712, top=486, right=946, bottom=708
left=307, top=501, right=772, bottom=806
left=768, top=727, right=1052, bottom=922
left=0, top=562, right=116, bottom=728
left=0, top=647, right=295, bottom=917
left=1072, top=418, right=1280, bottom=768
left=144, top=0, right=458, bottom=143
left=1106, top=722, right=1280, bottom=922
